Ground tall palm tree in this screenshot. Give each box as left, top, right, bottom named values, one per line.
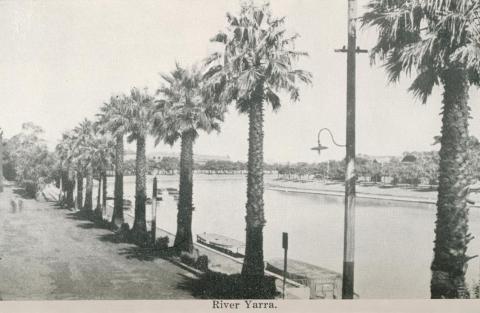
left=125, top=87, right=155, bottom=242
left=97, top=94, right=130, bottom=227
left=363, top=0, right=480, bottom=298
left=206, top=2, right=312, bottom=282
left=154, top=63, right=225, bottom=253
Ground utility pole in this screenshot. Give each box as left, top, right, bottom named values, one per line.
left=335, top=0, right=367, bottom=299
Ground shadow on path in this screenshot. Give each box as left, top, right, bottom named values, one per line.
left=65, top=209, right=177, bottom=263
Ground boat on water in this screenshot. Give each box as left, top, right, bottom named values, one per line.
left=196, top=232, right=245, bottom=257
left=156, top=188, right=179, bottom=201
left=146, top=196, right=163, bottom=205
left=265, top=258, right=344, bottom=299
left=105, top=197, right=132, bottom=210
left=166, top=187, right=179, bottom=194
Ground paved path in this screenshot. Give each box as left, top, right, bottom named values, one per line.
left=0, top=185, right=195, bottom=300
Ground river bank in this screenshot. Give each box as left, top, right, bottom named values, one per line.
left=265, top=178, right=480, bottom=208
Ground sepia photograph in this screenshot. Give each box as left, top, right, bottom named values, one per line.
left=1, top=0, right=480, bottom=312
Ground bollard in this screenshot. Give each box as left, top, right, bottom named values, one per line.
left=282, top=232, right=288, bottom=299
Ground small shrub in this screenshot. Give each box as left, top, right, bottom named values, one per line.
left=23, top=180, right=37, bottom=198
left=180, top=251, right=197, bottom=267
left=178, top=250, right=209, bottom=272
left=154, top=236, right=170, bottom=250
left=116, top=223, right=131, bottom=241
left=196, top=255, right=209, bottom=272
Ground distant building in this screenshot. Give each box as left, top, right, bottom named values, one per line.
left=357, top=154, right=395, bottom=165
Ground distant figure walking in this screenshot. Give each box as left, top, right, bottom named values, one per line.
left=10, top=199, right=17, bottom=213
left=18, top=199, right=23, bottom=212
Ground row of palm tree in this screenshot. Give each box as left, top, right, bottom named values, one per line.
left=54, top=2, right=310, bottom=291
left=56, top=119, right=115, bottom=217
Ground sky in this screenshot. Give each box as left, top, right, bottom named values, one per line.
left=2, top=0, right=480, bottom=163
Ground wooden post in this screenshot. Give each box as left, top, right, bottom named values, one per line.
left=282, top=232, right=288, bottom=299
left=152, top=176, right=157, bottom=244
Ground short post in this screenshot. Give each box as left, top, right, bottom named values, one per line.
left=282, top=232, right=288, bottom=299
left=151, top=176, right=158, bottom=245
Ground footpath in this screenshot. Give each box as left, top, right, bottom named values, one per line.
left=0, top=184, right=195, bottom=300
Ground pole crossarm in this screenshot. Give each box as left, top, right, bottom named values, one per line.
left=334, top=46, right=368, bottom=54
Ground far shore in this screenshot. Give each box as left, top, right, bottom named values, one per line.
left=114, top=173, right=480, bottom=208
left=265, top=178, right=480, bottom=208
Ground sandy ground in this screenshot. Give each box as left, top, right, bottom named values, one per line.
left=0, top=185, right=195, bottom=300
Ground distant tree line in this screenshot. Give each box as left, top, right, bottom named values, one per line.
left=121, top=158, right=278, bottom=176
left=117, top=146, right=480, bottom=190
left=276, top=145, right=480, bottom=187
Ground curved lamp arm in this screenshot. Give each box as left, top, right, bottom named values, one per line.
left=318, top=128, right=345, bottom=148
left=311, top=128, right=345, bottom=155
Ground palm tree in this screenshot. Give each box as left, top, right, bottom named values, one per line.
left=72, top=119, right=96, bottom=211
left=63, top=129, right=85, bottom=210
left=206, top=2, right=312, bottom=283
left=124, top=87, right=155, bottom=242
left=91, top=130, right=115, bottom=219
left=97, top=94, right=130, bottom=227
left=154, top=63, right=225, bottom=253
left=56, top=131, right=76, bottom=208
left=363, top=0, right=480, bottom=298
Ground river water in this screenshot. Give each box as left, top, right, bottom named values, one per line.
left=99, top=174, right=480, bottom=299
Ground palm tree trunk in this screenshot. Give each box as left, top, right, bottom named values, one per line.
left=96, top=176, right=101, bottom=211
left=173, top=130, right=195, bottom=253
left=132, top=135, right=147, bottom=241
left=58, top=173, right=63, bottom=201
left=76, top=171, right=84, bottom=210
left=112, top=134, right=124, bottom=226
left=84, top=165, right=93, bottom=211
left=66, top=168, right=75, bottom=208
left=102, top=171, right=107, bottom=216
left=431, top=67, right=473, bottom=299
left=241, top=98, right=266, bottom=278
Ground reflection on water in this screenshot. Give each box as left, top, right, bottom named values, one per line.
left=98, top=174, right=480, bottom=299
